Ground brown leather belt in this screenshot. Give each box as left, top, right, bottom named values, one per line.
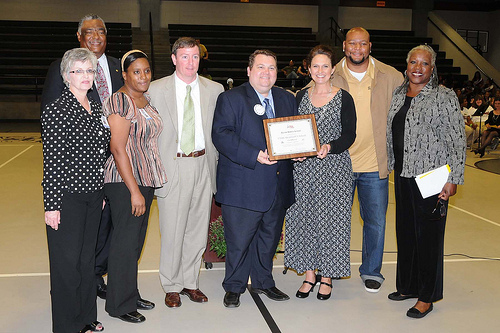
left=176, top=149, right=205, bottom=158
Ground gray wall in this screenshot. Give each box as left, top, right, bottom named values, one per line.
left=434, top=9, right=500, bottom=72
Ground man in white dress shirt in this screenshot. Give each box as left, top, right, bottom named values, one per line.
left=148, top=37, right=224, bottom=308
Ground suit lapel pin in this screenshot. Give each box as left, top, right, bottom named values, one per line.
left=254, top=104, right=265, bottom=116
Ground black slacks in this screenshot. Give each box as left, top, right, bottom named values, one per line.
left=94, top=200, right=112, bottom=286
left=104, top=182, right=154, bottom=316
left=393, top=175, right=447, bottom=303
left=46, top=189, right=104, bottom=333
left=222, top=191, right=285, bottom=293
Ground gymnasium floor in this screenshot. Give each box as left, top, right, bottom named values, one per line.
left=1, top=124, right=499, bottom=332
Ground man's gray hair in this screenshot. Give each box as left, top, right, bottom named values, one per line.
left=60, top=48, right=98, bottom=87
left=406, top=44, right=437, bottom=67
left=77, top=14, right=107, bottom=35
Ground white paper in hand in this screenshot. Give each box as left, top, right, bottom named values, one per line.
left=414, top=165, right=450, bottom=199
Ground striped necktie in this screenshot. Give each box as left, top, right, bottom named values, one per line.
left=263, top=98, right=275, bottom=119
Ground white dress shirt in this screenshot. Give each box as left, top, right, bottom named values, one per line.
left=174, top=73, right=205, bottom=153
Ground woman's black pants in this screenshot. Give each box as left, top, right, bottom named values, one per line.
left=393, top=175, right=447, bottom=303
left=104, top=182, right=154, bottom=316
left=46, top=189, right=104, bottom=333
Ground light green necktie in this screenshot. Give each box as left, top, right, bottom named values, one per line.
left=180, top=85, right=195, bottom=155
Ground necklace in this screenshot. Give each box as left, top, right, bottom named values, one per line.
left=311, top=83, right=332, bottom=96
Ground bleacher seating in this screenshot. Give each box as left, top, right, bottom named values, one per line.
left=0, top=21, right=469, bottom=99
left=368, top=30, right=468, bottom=85
left=0, top=20, right=132, bottom=97
left=166, top=25, right=468, bottom=90
left=168, top=24, right=318, bottom=89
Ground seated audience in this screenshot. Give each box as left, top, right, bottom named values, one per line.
left=474, top=98, right=500, bottom=157
left=460, top=97, right=478, bottom=148
left=297, top=58, right=310, bottom=85
left=472, top=71, right=484, bottom=91
left=282, top=60, right=298, bottom=88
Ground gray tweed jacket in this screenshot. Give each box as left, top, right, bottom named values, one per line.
left=387, top=72, right=466, bottom=185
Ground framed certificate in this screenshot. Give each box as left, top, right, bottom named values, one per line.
left=263, top=114, right=320, bottom=161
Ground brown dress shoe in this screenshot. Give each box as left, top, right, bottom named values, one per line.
left=180, top=288, right=208, bottom=303
left=164, top=292, right=181, bottom=308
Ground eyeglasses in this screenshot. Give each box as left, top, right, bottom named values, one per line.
left=69, top=69, right=96, bottom=75
left=431, top=199, right=447, bottom=220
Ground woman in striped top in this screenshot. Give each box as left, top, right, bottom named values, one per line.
left=102, top=50, right=167, bottom=324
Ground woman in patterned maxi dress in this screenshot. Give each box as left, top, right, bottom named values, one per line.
left=285, top=45, right=356, bottom=300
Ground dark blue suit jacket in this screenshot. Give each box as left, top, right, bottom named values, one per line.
left=212, top=82, right=297, bottom=212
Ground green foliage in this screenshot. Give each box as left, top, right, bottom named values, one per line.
left=208, top=215, right=226, bottom=258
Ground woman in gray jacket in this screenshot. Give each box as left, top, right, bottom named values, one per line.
left=386, top=45, right=465, bottom=318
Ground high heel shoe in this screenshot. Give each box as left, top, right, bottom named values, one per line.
left=317, top=281, right=333, bottom=300
left=296, top=280, right=315, bottom=298
left=315, top=273, right=322, bottom=285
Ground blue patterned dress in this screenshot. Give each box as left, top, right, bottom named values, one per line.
left=285, top=89, right=354, bottom=278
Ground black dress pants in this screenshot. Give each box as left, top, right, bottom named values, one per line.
left=104, top=182, right=154, bottom=316
left=94, top=200, right=112, bottom=286
left=222, top=191, right=285, bottom=293
left=46, top=189, right=103, bottom=333
left=393, top=175, right=447, bottom=303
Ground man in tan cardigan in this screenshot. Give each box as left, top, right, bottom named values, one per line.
left=331, top=27, right=403, bottom=293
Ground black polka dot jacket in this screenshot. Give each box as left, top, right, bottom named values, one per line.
left=41, top=88, right=110, bottom=211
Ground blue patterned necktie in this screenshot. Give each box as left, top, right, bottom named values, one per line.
left=263, top=98, right=274, bottom=119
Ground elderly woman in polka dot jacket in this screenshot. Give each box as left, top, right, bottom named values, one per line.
left=41, top=47, right=110, bottom=333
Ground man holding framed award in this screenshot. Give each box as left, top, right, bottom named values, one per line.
left=212, top=49, right=297, bottom=308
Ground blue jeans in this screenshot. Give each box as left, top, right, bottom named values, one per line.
left=352, top=172, right=388, bottom=284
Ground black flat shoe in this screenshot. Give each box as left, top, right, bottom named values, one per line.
left=317, top=281, right=333, bottom=300
left=407, top=303, right=433, bottom=318
left=251, top=286, right=290, bottom=301
left=223, top=292, right=241, bottom=308
left=112, top=311, right=145, bottom=323
left=388, top=291, right=418, bottom=301
left=137, top=298, right=155, bottom=310
left=296, top=280, right=315, bottom=298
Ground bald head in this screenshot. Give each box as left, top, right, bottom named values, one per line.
left=345, top=27, right=370, bottom=41
left=343, top=27, right=372, bottom=72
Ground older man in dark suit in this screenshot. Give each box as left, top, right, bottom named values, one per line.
left=212, top=49, right=297, bottom=308
left=40, top=13, right=123, bottom=304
